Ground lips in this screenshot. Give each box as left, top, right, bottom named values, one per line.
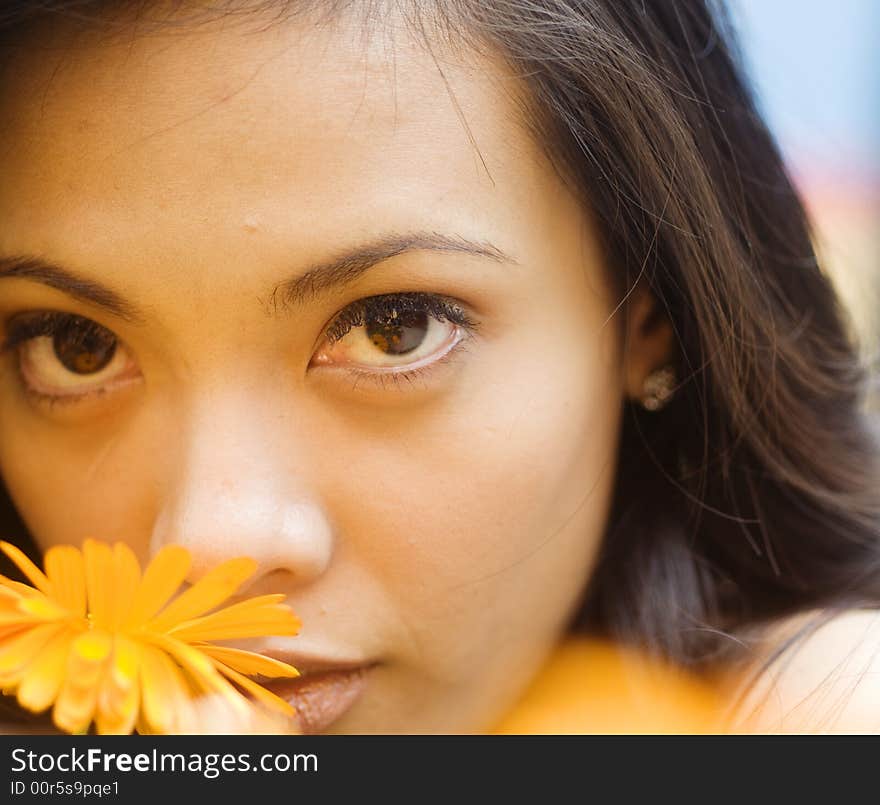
left=248, top=646, right=374, bottom=734
left=263, top=666, right=369, bottom=734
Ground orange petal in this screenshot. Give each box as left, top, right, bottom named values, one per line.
left=164, top=662, right=197, bottom=734
left=52, top=629, right=112, bottom=734
left=0, top=624, right=30, bottom=641
left=123, top=545, right=191, bottom=629
left=170, top=609, right=301, bottom=642
left=17, top=595, right=71, bottom=621
left=0, top=575, right=42, bottom=598
left=95, top=637, right=140, bottom=735
left=135, top=708, right=155, bottom=735
left=0, top=591, right=28, bottom=616
left=169, top=598, right=301, bottom=643
left=143, top=633, right=250, bottom=719
left=138, top=644, right=176, bottom=734
left=198, top=645, right=299, bottom=678
left=109, top=543, right=141, bottom=630
left=0, top=584, right=23, bottom=603
left=138, top=643, right=196, bottom=734
left=148, top=557, right=257, bottom=632
left=214, top=663, right=295, bottom=717
left=83, top=540, right=113, bottom=630
left=168, top=594, right=288, bottom=630
left=16, top=628, right=76, bottom=713
left=0, top=612, right=50, bottom=629
left=0, top=542, right=51, bottom=595
left=0, top=623, right=61, bottom=674
left=44, top=545, right=86, bottom=617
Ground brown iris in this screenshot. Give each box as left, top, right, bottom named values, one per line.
left=54, top=328, right=117, bottom=374
left=366, top=308, right=429, bottom=356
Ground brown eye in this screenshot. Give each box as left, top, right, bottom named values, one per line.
left=312, top=291, right=478, bottom=382
left=54, top=327, right=118, bottom=374
left=4, top=311, right=140, bottom=405
left=366, top=308, right=429, bottom=356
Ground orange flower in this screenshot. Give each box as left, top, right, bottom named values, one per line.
left=0, top=539, right=301, bottom=735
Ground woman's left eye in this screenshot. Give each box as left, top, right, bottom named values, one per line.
left=310, top=292, right=480, bottom=388
left=0, top=311, right=140, bottom=407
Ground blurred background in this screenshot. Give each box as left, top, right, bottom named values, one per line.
left=730, top=0, right=880, bottom=408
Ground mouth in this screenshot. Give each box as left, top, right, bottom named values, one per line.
left=258, top=651, right=374, bottom=734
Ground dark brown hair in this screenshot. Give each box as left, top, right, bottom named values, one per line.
left=1, top=0, right=878, bottom=682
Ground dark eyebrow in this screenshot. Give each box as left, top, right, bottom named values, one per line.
left=0, top=231, right=516, bottom=322
left=0, top=255, right=148, bottom=324
left=265, top=231, right=514, bottom=313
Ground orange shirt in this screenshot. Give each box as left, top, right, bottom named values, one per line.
left=491, top=638, right=729, bottom=734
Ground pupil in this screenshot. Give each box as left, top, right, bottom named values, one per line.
left=54, top=330, right=117, bottom=374
left=366, top=308, right=428, bottom=356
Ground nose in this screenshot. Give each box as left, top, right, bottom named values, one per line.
left=149, top=390, right=334, bottom=592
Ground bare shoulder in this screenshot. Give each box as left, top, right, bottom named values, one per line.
left=722, top=608, right=880, bottom=734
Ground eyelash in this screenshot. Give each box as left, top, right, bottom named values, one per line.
left=0, top=292, right=480, bottom=405
left=0, top=310, right=108, bottom=353
left=0, top=312, right=116, bottom=408
left=324, top=292, right=477, bottom=345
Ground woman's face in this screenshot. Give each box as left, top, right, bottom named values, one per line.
left=0, top=11, right=635, bottom=732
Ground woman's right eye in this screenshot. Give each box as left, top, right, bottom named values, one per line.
left=0, top=312, right=140, bottom=406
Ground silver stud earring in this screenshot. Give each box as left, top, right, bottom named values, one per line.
left=640, top=364, right=677, bottom=411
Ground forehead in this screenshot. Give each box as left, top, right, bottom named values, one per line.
left=0, top=10, right=546, bottom=259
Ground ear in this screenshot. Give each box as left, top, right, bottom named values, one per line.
left=621, top=284, right=676, bottom=402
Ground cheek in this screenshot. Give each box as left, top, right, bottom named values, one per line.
left=331, top=303, right=623, bottom=668
left=0, top=401, right=155, bottom=557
